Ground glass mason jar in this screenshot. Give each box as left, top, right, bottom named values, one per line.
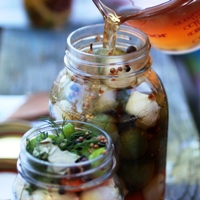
left=49, top=24, right=168, bottom=200
left=12, top=120, right=123, bottom=200
left=124, top=0, right=200, bottom=54
left=24, top=0, right=72, bottom=28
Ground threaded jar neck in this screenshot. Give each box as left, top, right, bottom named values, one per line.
left=18, top=120, right=115, bottom=191
left=64, top=24, right=151, bottom=79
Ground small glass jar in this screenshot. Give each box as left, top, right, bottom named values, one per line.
left=124, top=0, right=200, bottom=54
left=12, top=120, right=123, bottom=200
left=49, top=24, right=168, bottom=199
left=24, top=0, right=72, bottom=28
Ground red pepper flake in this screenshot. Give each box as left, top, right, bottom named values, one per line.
left=148, top=133, right=153, bottom=140
left=156, top=127, right=161, bottom=132
left=148, top=93, right=155, bottom=100
left=99, top=89, right=104, bottom=94
left=61, top=178, right=83, bottom=187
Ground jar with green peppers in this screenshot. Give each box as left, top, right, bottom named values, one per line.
left=49, top=24, right=168, bottom=200
left=12, top=120, right=123, bottom=200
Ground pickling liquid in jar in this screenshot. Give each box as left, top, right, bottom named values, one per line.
left=49, top=24, right=168, bottom=200
left=12, top=120, right=123, bottom=200
left=97, top=0, right=200, bottom=54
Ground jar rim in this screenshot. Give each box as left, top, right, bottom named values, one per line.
left=20, top=120, right=113, bottom=168
left=18, top=120, right=116, bottom=191
left=66, top=23, right=150, bottom=61
left=65, top=23, right=151, bottom=78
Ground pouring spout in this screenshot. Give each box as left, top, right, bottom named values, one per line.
left=92, top=0, right=121, bottom=22
left=92, top=0, right=141, bottom=24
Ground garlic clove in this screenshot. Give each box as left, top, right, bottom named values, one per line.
left=51, top=100, right=81, bottom=120
left=101, top=65, right=137, bottom=89
left=94, top=85, right=117, bottom=112
left=125, top=91, right=160, bottom=129
left=80, top=178, right=121, bottom=200
left=31, top=189, right=79, bottom=200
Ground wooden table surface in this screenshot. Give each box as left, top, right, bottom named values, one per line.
left=0, top=1, right=200, bottom=199
left=151, top=50, right=200, bottom=199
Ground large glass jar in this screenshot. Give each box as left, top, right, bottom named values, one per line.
left=12, top=120, right=123, bottom=200
left=49, top=24, right=168, bottom=199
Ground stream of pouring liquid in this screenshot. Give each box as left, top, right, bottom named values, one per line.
left=93, top=0, right=144, bottom=23
left=92, top=0, right=141, bottom=54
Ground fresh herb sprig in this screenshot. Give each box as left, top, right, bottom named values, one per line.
left=26, top=131, right=49, bottom=154
left=45, top=119, right=66, bottom=137
left=26, top=120, right=107, bottom=159
left=25, top=184, right=37, bottom=195
left=53, top=129, right=104, bottom=156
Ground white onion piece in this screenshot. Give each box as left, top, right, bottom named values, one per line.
left=101, top=65, right=136, bottom=89
left=31, top=189, right=79, bottom=200
left=125, top=91, right=160, bottom=129
left=94, top=85, right=117, bottom=112
left=80, top=179, right=121, bottom=200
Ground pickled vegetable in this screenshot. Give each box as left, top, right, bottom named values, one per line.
left=15, top=121, right=120, bottom=199
left=49, top=24, right=168, bottom=200
left=119, top=127, right=148, bottom=160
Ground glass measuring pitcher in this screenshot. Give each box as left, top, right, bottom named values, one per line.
left=96, top=0, right=200, bottom=54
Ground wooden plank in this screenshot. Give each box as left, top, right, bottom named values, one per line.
left=151, top=49, right=200, bottom=199
left=0, top=26, right=78, bottom=95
